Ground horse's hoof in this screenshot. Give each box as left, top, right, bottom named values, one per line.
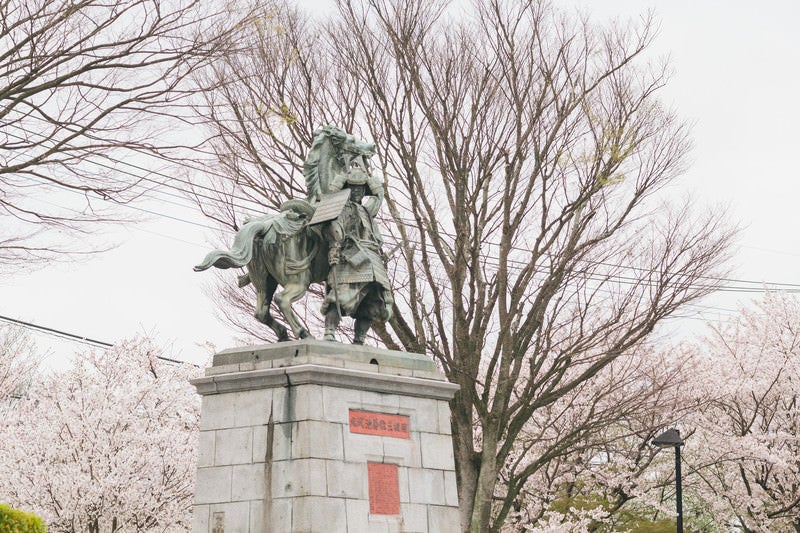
left=298, top=329, right=314, bottom=340
left=323, top=334, right=336, bottom=342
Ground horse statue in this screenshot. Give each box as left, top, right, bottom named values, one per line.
left=195, top=125, right=393, bottom=344
left=194, top=200, right=328, bottom=341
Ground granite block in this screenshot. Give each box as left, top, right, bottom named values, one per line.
left=420, top=432, right=455, bottom=470
left=271, top=458, right=327, bottom=498
left=326, top=460, right=367, bottom=499
left=231, top=463, right=267, bottom=501
left=292, top=496, right=347, bottom=532
left=407, top=468, right=445, bottom=506
left=209, top=502, right=249, bottom=533
left=322, top=385, right=362, bottom=422
left=292, top=419, right=344, bottom=460
left=197, top=430, right=215, bottom=467
left=199, top=394, right=235, bottom=430
left=399, top=503, right=429, bottom=533
left=428, top=504, right=461, bottom=533
left=195, top=466, right=231, bottom=504
left=191, top=504, right=209, bottom=532
left=214, top=427, right=253, bottom=466
left=343, top=430, right=385, bottom=463
left=232, top=389, right=272, bottom=426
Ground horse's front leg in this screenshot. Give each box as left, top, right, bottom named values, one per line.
left=274, top=282, right=313, bottom=339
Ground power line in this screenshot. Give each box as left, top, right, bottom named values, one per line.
left=19, top=176, right=220, bottom=231
left=384, top=216, right=800, bottom=291
left=4, top=118, right=272, bottom=215
left=15, top=156, right=800, bottom=300
left=0, top=313, right=199, bottom=367
left=0, top=313, right=112, bottom=348
left=0, top=210, right=756, bottom=338
left=7, top=115, right=800, bottom=295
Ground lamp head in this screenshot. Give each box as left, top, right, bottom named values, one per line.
left=652, top=428, right=685, bottom=447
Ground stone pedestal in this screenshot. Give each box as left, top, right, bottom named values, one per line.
left=190, top=340, right=460, bottom=533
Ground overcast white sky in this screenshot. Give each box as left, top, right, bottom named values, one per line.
left=2, top=0, right=799, bottom=367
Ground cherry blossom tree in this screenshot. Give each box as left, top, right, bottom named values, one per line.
left=0, top=337, right=201, bottom=532
left=0, top=324, right=41, bottom=401
left=498, top=343, right=720, bottom=532
left=689, top=292, right=800, bottom=532
left=504, top=294, right=800, bottom=532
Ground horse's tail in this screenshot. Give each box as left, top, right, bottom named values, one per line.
left=193, top=218, right=273, bottom=272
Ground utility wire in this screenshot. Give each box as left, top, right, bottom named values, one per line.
left=384, top=216, right=800, bottom=291
left=0, top=313, right=112, bottom=348
left=14, top=160, right=800, bottom=300
left=4, top=118, right=271, bottom=215
left=0, top=313, right=199, bottom=367
left=19, top=175, right=220, bottom=232
left=0, top=201, right=751, bottom=335
left=6, top=117, right=800, bottom=295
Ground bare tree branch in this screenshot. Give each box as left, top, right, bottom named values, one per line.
left=0, top=0, right=252, bottom=266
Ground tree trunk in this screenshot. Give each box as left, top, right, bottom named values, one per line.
left=470, top=435, right=499, bottom=532
left=451, top=388, right=479, bottom=531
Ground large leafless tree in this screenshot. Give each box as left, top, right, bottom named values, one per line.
left=0, top=0, right=251, bottom=266
left=189, top=1, right=735, bottom=530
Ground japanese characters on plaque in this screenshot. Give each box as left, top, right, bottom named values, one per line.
left=348, top=409, right=410, bottom=439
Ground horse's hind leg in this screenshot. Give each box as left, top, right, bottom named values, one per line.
left=255, top=275, right=290, bottom=341
left=274, top=282, right=312, bottom=339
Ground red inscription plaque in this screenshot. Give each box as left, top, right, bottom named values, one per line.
left=349, top=409, right=410, bottom=439
left=367, top=462, right=400, bottom=515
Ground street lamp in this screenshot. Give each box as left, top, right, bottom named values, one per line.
left=652, top=428, right=685, bottom=533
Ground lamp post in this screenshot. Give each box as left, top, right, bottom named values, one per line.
left=652, top=428, right=685, bottom=533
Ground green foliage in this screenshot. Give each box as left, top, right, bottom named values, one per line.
left=547, top=489, right=727, bottom=532
left=549, top=491, right=676, bottom=532
left=549, top=490, right=606, bottom=515
left=611, top=513, right=675, bottom=533
left=0, top=504, right=46, bottom=533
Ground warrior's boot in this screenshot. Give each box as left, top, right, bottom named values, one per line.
left=324, top=308, right=340, bottom=341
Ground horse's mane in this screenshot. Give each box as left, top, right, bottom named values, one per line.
left=303, top=132, right=325, bottom=200
left=303, top=125, right=376, bottom=199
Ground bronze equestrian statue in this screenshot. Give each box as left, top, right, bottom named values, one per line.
left=194, top=126, right=393, bottom=344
